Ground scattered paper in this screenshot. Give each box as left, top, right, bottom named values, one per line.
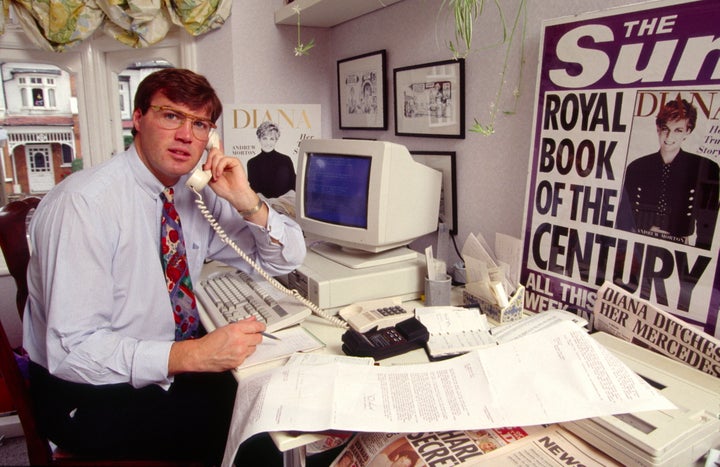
left=221, top=321, right=675, bottom=467
left=415, top=306, right=495, bottom=357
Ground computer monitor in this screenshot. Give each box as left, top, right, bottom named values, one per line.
left=295, top=139, right=442, bottom=269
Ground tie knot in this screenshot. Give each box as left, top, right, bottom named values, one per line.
left=162, top=187, right=174, bottom=203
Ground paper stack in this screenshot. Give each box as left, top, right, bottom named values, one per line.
left=460, top=232, right=524, bottom=323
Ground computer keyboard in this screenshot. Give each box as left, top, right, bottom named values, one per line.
left=196, top=270, right=312, bottom=333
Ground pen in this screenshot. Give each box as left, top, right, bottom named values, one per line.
left=230, top=319, right=281, bottom=340
left=261, top=331, right=280, bottom=341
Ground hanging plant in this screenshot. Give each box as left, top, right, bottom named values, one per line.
left=292, top=5, right=315, bottom=56
left=440, top=0, right=527, bottom=135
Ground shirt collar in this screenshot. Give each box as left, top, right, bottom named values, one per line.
left=126, top=143, right=191, bottom=199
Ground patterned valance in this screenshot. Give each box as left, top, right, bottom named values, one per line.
left=1, top=0, right=231, bottom=51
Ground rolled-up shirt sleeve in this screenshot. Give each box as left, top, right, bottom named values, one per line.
left=200, top=196, right=306, bottom=277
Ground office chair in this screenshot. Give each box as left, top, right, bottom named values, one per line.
left=0, top=198, right=203, bottom=466
left=0, top=197, right=40, bottom=319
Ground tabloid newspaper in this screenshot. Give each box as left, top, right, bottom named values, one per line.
left=329, top=427, right=541, bottom=467
left=594, top=281, right=720, bottom=377
left=471, top=425, right=622, bottom=466
left=520, top=0, right=720, bottom=338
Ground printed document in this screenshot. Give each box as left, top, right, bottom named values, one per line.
left=221, top=321, right=674, bottom=467
left=415, top=306, right=495, bottom=357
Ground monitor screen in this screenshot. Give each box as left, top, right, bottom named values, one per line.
left=304, top=153, right=371, bottom=229
left=296, top=139, right=442, bottom=269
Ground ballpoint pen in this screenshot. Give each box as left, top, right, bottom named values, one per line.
left=230, top=319, right=281, bottom=340
left=261, top=331, right=280, bottom=341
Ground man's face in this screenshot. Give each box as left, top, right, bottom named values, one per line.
left=657, top=118, right=690, bottom=155
left=133, top=95, right=211, bottom=186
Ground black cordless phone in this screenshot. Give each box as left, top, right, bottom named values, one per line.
left=341, top=317, right=429, bottom=360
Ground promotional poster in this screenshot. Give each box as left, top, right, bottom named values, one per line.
left=222, top=104, right=321, bottom=199
left=520, top=0, right=720, bottom=337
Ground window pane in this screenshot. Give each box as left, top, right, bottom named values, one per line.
left=32, top=88, right=44, bottom=107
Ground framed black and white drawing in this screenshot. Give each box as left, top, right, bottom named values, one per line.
left=410, top=150, right=458, bottom=234
left=338, top=50, right=387, bottom=130
left=394, top=59, right=465, bottom=138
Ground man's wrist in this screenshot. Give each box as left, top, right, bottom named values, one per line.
left=239, top=197, right=263, bottom=217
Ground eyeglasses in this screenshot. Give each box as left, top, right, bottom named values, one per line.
left=149, top=105, right=216, bottom=141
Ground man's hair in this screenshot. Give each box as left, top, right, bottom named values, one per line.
left=256, top=121, right=280, bottom=139
left=132, top=68, right=222, bottom=136
left=656, top=96, right=697, bottom=132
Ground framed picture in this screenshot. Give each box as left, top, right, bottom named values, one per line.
left=410, top=150, right=458, bottom=234
left=394, top=59, right=465, bottom=138
left=338, top=50, right=388, bottom=130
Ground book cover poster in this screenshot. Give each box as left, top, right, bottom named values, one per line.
left=520, top=0, right=720, bottom=337
left=222, top=104, right=321, bottom=198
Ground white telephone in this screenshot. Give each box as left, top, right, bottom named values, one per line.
left=185, top=130, right=217, bottom=190
left=338, top=296, right=413, bottom=333
left=186, top=130, right=347, bottom=328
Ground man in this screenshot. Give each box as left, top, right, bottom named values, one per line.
left=617, top=97, right=720, bottom=249
left=22, top=68, right=305, bottom=465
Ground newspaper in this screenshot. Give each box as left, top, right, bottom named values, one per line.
left=472, top=424, right=622, bottom=466
left=520, top=0, right=720, bottom=339
left=593, top=281, right=720, bottom=378
left=329, top=426, right=543, bottom=467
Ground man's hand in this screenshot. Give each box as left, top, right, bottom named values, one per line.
left=168, top=317, right=267, bottom=374
left=203, top=146, right=268, bottom=225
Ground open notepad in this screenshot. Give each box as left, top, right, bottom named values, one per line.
left=415, top=306, right=496, bottom=358
left=239, top=325, right=325, bottom=369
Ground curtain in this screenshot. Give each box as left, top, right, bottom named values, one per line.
left=5, top=0, right=231, bottom=52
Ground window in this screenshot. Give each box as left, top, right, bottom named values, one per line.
left=2, top=23, right=191, bottom=183
left=19, top=74, right=57, bottom=110
left=32, top=87, right=44, bottom=106
left=119, top=77, right=131, bottom=120
left=62, top=145, right=73, bottom=165
left=31, top=149, right=50, bottom=172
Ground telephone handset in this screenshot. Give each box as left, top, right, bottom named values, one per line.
left=185, top=130, right=347, bottom=329
left=185, top=130, right=218, bottom=191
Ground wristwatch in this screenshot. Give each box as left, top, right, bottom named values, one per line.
left=239, top=198, right=263, bottom=217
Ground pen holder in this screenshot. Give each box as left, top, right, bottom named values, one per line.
left=424, top=274, right=452, bottom=306
left=462, top=285, right=525, bottom=324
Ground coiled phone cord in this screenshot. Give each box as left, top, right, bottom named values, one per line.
left=191, top=188, right=348, bottom=329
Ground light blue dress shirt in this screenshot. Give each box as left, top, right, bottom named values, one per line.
left=22, top=145, right=306, bottom=389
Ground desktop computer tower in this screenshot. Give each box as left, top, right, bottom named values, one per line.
left=285, top=249, right=426, bottom=311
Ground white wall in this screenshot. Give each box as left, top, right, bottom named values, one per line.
left=195, top=0, right=634, bottom=264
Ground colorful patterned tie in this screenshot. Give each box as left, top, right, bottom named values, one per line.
left=160, top=188, right=200, bottom=340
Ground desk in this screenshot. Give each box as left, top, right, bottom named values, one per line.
left=201, top=262, right=720, bottom=466
left=198, top=260, right=458, bottom=466
left=235, top=291, right=464, bottom=467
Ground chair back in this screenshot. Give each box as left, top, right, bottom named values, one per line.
left=0, top=319, right=53, bottom=464
left=0, top=197, right=41, bottom=319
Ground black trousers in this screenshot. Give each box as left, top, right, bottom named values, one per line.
left=29, top=361, right=285, bottom=466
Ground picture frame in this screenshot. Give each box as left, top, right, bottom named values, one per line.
left=394, top=59, right=465, bottom=138
left=410, top=150, right=458, bottom=234
left=337, top=50, right=388, bottom=130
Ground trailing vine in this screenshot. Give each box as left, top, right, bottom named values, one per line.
left=292, top=5, right=315, bottom=56
left=440, top=0, right=528, bottom=135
